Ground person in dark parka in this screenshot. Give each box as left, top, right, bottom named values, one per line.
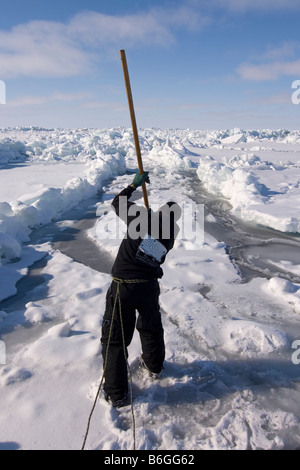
left=101, top=171, right=181, bottom=407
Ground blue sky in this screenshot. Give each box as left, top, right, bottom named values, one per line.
left=1, top=0, right=300, bottom=129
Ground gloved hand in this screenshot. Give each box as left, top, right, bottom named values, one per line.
left=132, top=171, right=150, bottom=188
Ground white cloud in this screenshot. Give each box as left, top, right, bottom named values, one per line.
left=261, top=42, right=300, bottom=62
left=68, top=11, right=174, bottom=48
left=0, top=6, right=208, bottom=79
left=263, top=93, right=292, bottom=105
left=236, top=41, right=300, bottom=81
left=80, top=100, right=126, bottom=111
left=0, top=20, right=91, bottom=79
left=7, top=91, right=91, bottom=107
left=238, top=60, right=300, bottom=81
left=207, top=0, right=300, bottom=12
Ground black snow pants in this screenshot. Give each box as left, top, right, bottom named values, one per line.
left=101, top=279, right=165, bottom=401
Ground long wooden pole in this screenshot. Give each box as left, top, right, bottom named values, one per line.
left=120, top=49, right=150, bottom=210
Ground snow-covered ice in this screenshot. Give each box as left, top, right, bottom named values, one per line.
left=0, top=127, right=300, bottom=450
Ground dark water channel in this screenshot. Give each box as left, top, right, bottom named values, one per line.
left=30, top=194, right=114, bottom=274
left=186, top=171, right=300, bottom=284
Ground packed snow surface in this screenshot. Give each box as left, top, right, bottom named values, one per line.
left=0, top=127, right=300, bottom=450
